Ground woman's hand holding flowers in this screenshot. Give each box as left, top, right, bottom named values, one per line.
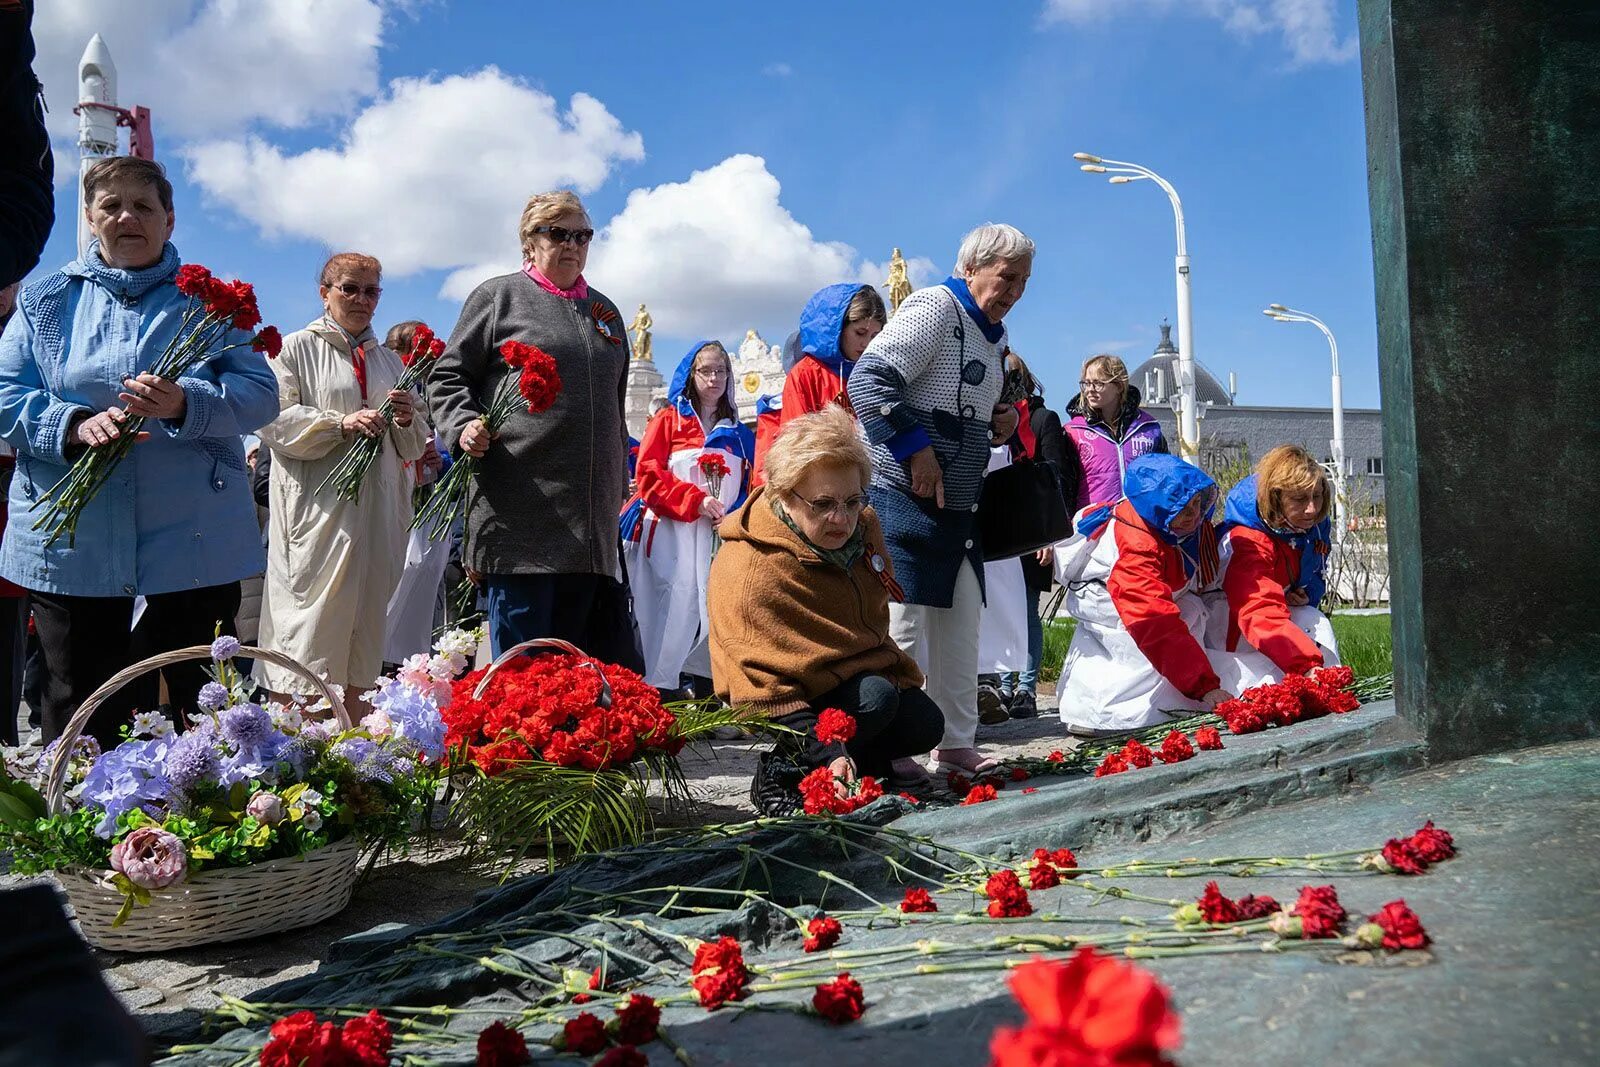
left=342, top=409, right=388, bottom=439
left=118, top=373, right=187, bottom=421
left=73, top=407, right=149, bottom=449
left=386, top=388, right=415, bottom=428
left=459, top=417, right=491, bottom=457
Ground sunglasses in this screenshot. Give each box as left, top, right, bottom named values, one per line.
left=327, top=282, right=382, bottom=299
left=534, top=225, right=595, bottom=247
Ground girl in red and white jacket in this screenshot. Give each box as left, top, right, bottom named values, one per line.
left=621, top=340, right=754, bottom=690
left=1052, top=453, right=1275, bottom=734
left=1219, top=444, right=1341, bottom=678
left=751, top=283, right=885, bottom=483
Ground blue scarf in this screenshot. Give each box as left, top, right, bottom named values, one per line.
left=1223, top=474, right=1330, bottom=603
left=73, top=240, right=181, bottom=300
left=943, top=276, right=1005, bottom=344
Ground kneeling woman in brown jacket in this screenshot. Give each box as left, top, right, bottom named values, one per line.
left=709, top=406, right=944, bottom=814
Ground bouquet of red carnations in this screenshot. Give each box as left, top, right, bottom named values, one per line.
left=698, top=450, right=732, bottom=555
left=411, top=339, right=560, bottom=540
left=315, top=322, right=446, bottom=502
left=30, top=264, right=281, bottom=547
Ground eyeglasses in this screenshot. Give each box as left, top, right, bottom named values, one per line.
left=694, top=366, right=729, bottom=379
left=1078, top=379, right=1119, bottom=392
left=327, top=282, right=382, bottom=299
left=533, top=225, right=595, bottom=247
left=794, top=494, right=868, bottom=520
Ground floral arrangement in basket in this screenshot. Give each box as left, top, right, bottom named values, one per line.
left=441, top=638, right=770, bottom=867
left=411, top=339, right=561, bottom=540
left=0, top=635, right=455, bottom=923
left=29, top=264, right=282, bottom=547
left=316, top=321, right=447, bottom=502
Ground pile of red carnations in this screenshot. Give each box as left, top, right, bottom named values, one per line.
left=260, top=1009, right=392, bottom=1067
left=442, top=652, right=680, bottom=774
left=799, top=767, right=883, bottom=815
left=1094, top=727, right=1222, bottom=777
left=1215, top=665, right=1360, bottom=734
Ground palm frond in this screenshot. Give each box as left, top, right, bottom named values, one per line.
left=450, top=762, right=652, bottom=876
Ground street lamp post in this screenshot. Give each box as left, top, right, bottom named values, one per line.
left=1075, top=151, right=1199, bottom=461
left=1263, top=305, right=1346, bottom=540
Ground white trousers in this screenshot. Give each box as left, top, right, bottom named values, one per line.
left=890, top=558, right=982, bottom=750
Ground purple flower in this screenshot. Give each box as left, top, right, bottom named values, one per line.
left=368, top=676, right=447, bottom=762
left=81, top=737, right=174, bottom=838
left=220, top=704, right=271, bottom=750
left=197, top=682, right=230, bottom=712
left=332, top=737, right=404, bottom=783
left=164, top=726, right=221, bottom=790
left=210, top=635, right=242, bottom=662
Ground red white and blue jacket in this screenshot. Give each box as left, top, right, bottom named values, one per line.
left=1062, top=454, right=1222, bottom=700
left=1220, top=473, right=1331, bottom=675
left=621, top=340, right=754, bottom=537
left=752, top=283, right=864, bottom=484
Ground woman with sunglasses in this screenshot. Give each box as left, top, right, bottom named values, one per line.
left=1063, top=353, right=1167, bottom=511
left=427, top=191, right=637, bottom=666
left=708, top=406, right=941, bottom=814
left=620, top=340, right=753, bottom=693
left=254, top=252, right=428, bottom=711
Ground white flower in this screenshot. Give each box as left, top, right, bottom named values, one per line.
left=361, top=710, right=395, bottom=738
left=302, top=809, right=323, bottom=832
left=433, top=627, right=481, bottom=661
left=131, top=710, right=175, bottom=739
left=268, top=702, right=304, bottom=733
left=299, top=788, right=324, bottom=807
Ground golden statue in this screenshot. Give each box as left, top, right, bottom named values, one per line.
left=629, top=303, right=654, bottom=363
left=886, top=247, right=913, bottom=313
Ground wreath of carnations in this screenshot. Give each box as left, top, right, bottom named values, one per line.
left=442, top=652, right=680, bottom=774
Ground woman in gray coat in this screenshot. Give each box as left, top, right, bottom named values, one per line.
left=427, top=190, right=636, bottom=661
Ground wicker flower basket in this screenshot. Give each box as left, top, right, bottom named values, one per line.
left=44, top=645, right=363, bottom=953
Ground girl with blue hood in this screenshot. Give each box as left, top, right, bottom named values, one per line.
left=751, top=284, right=886, bottom=483
left=1052, top=453, right=1273, bottom=733
left=621, top=340, right=754, bottom=690
left=1219, top=445, right=1341, bottom=677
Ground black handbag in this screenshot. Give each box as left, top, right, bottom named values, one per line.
left=977, top=457, right=1072, bottom=561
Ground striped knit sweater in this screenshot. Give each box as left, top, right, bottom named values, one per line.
left=846, top=284, right=1007, bottom=606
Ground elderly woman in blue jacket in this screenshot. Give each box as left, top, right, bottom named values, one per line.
left=0, top=157, right=278, bottom=747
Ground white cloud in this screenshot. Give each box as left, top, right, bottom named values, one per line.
left=582, top=155, right=911, bottom=345
left=184, top=68, right=645, bottom=279
left=31, top=0, right=386, bottom=140
left=762, top=62, right=795, bottom=78
left=1041, top=0, right=1356, bottom=65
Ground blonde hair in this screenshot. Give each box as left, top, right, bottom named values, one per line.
left=1256, top=445, right=1331, bottom=530
left=1081, top=353, right=1129, bottom=385
left=518, top=190, right=589, bottom=259
left=764, top=405, right=872, bottom=500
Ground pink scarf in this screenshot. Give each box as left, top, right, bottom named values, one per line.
left=522, top=261, right=589, bottom=301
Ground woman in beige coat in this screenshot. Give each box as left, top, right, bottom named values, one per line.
left=254, top=253, right=427, bottom=706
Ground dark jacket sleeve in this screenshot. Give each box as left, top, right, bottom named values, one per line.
left=251, top=446, right=272, bottom=508
left=0, top=1, right=53, bottom=288
left=1031, top=406, right=1076, bottom=507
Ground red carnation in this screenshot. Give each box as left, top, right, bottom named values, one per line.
left=1236, top=893, right=1281, bottom=920
left=1381, top=837, right=1428, bottom=875
left=228, top=280, right=262, bottom=331
left=1314, top=665, right=1355, bottom=690
left=475, top=1020, right=531, bottom=1066
left=1046, top=750, right=1065, bottom=763
left=174, top=263, right=213, bottom=297
left=261, top=1009, right=393, bottom=1067
left=1049, top=847, right=1078, bottom=876
left=985, top=869, right=1034, bottom=919
left=697, top=451, right=731, bottom=479
left=690, top=936, right=749, bottom=1009
left=1198, top=881, right=1242, bottom=924
left=339, top=1011, right=393, bottom=1067
left=799, top=766, right=846, bottom=816
left=1194, top=726, right=1224, bottom=750
left=1158, top=730, right=1196, bottom=764
left=848, top=775, right=884, bottom=811
left=900, top=887, right=938, bottom=913
left=963, top=783, right=999, bottom=806
left=1028, top=857, right=1061, bottom=890
left=947, top=771, right=973, bottom=795
left=1022, top=786, right=1038, bottom=794
left=1121, top=738, right=1155, bottom=768
left=897, top=791, right=921, bottom=804
left=613, top=994, right=660, bottom=1046
left=1407, top=820, right=1456, bottom=863
left=812, top=973, right=866, bottom=1024
left=1094, top=752, right=1129, bottom=777
left=815, top=707, right=856, bottom=745
left=251, top=325, right=284, bottom=359
left=1371, top=900, right=1430, bottom=950
left=561, top=1013, right=607, bottom=1055
left=1010, top=767, right=1030, bottom=782
left=593, top=1048, right=647, bottom=1067
left=804, top=915, right=843, bottom=952
left=1290, top=885, right=1346, bottom=939
left=988, top=949, right=1181, bottom=1067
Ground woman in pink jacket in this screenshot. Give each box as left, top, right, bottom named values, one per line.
left=1063, top=354, right=1167, bottom=510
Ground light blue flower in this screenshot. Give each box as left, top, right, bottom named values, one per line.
left=367, top=676, right=447, bottom=763
left=220, top=704, right=271, bottom=750
left=197, top=682, right=230, bottom=713
left=210, top=635, right=242, bottom=662
left=164, top=725, right=221, bottom=791
left=82, top=737, right=174, bottom=838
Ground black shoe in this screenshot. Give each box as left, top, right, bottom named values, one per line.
left=750, top=750, right=805, bottom=817
left=1009, top=690, right=1038, bottom=719
left=978, top=684, right=1010, bottom=725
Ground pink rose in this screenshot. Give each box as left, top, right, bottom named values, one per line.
left=246, top=791, right=285, bottom=826
left=109, top=827, right=188, bottom=890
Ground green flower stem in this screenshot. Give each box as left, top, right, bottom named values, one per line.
left=656, top=1023, right=696, bottom=1067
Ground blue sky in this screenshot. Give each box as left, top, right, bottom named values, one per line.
left=28, top=0, right=1379, bottom=411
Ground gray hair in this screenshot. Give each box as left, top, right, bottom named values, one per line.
left=953, top=223, right=1036, bottom=276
